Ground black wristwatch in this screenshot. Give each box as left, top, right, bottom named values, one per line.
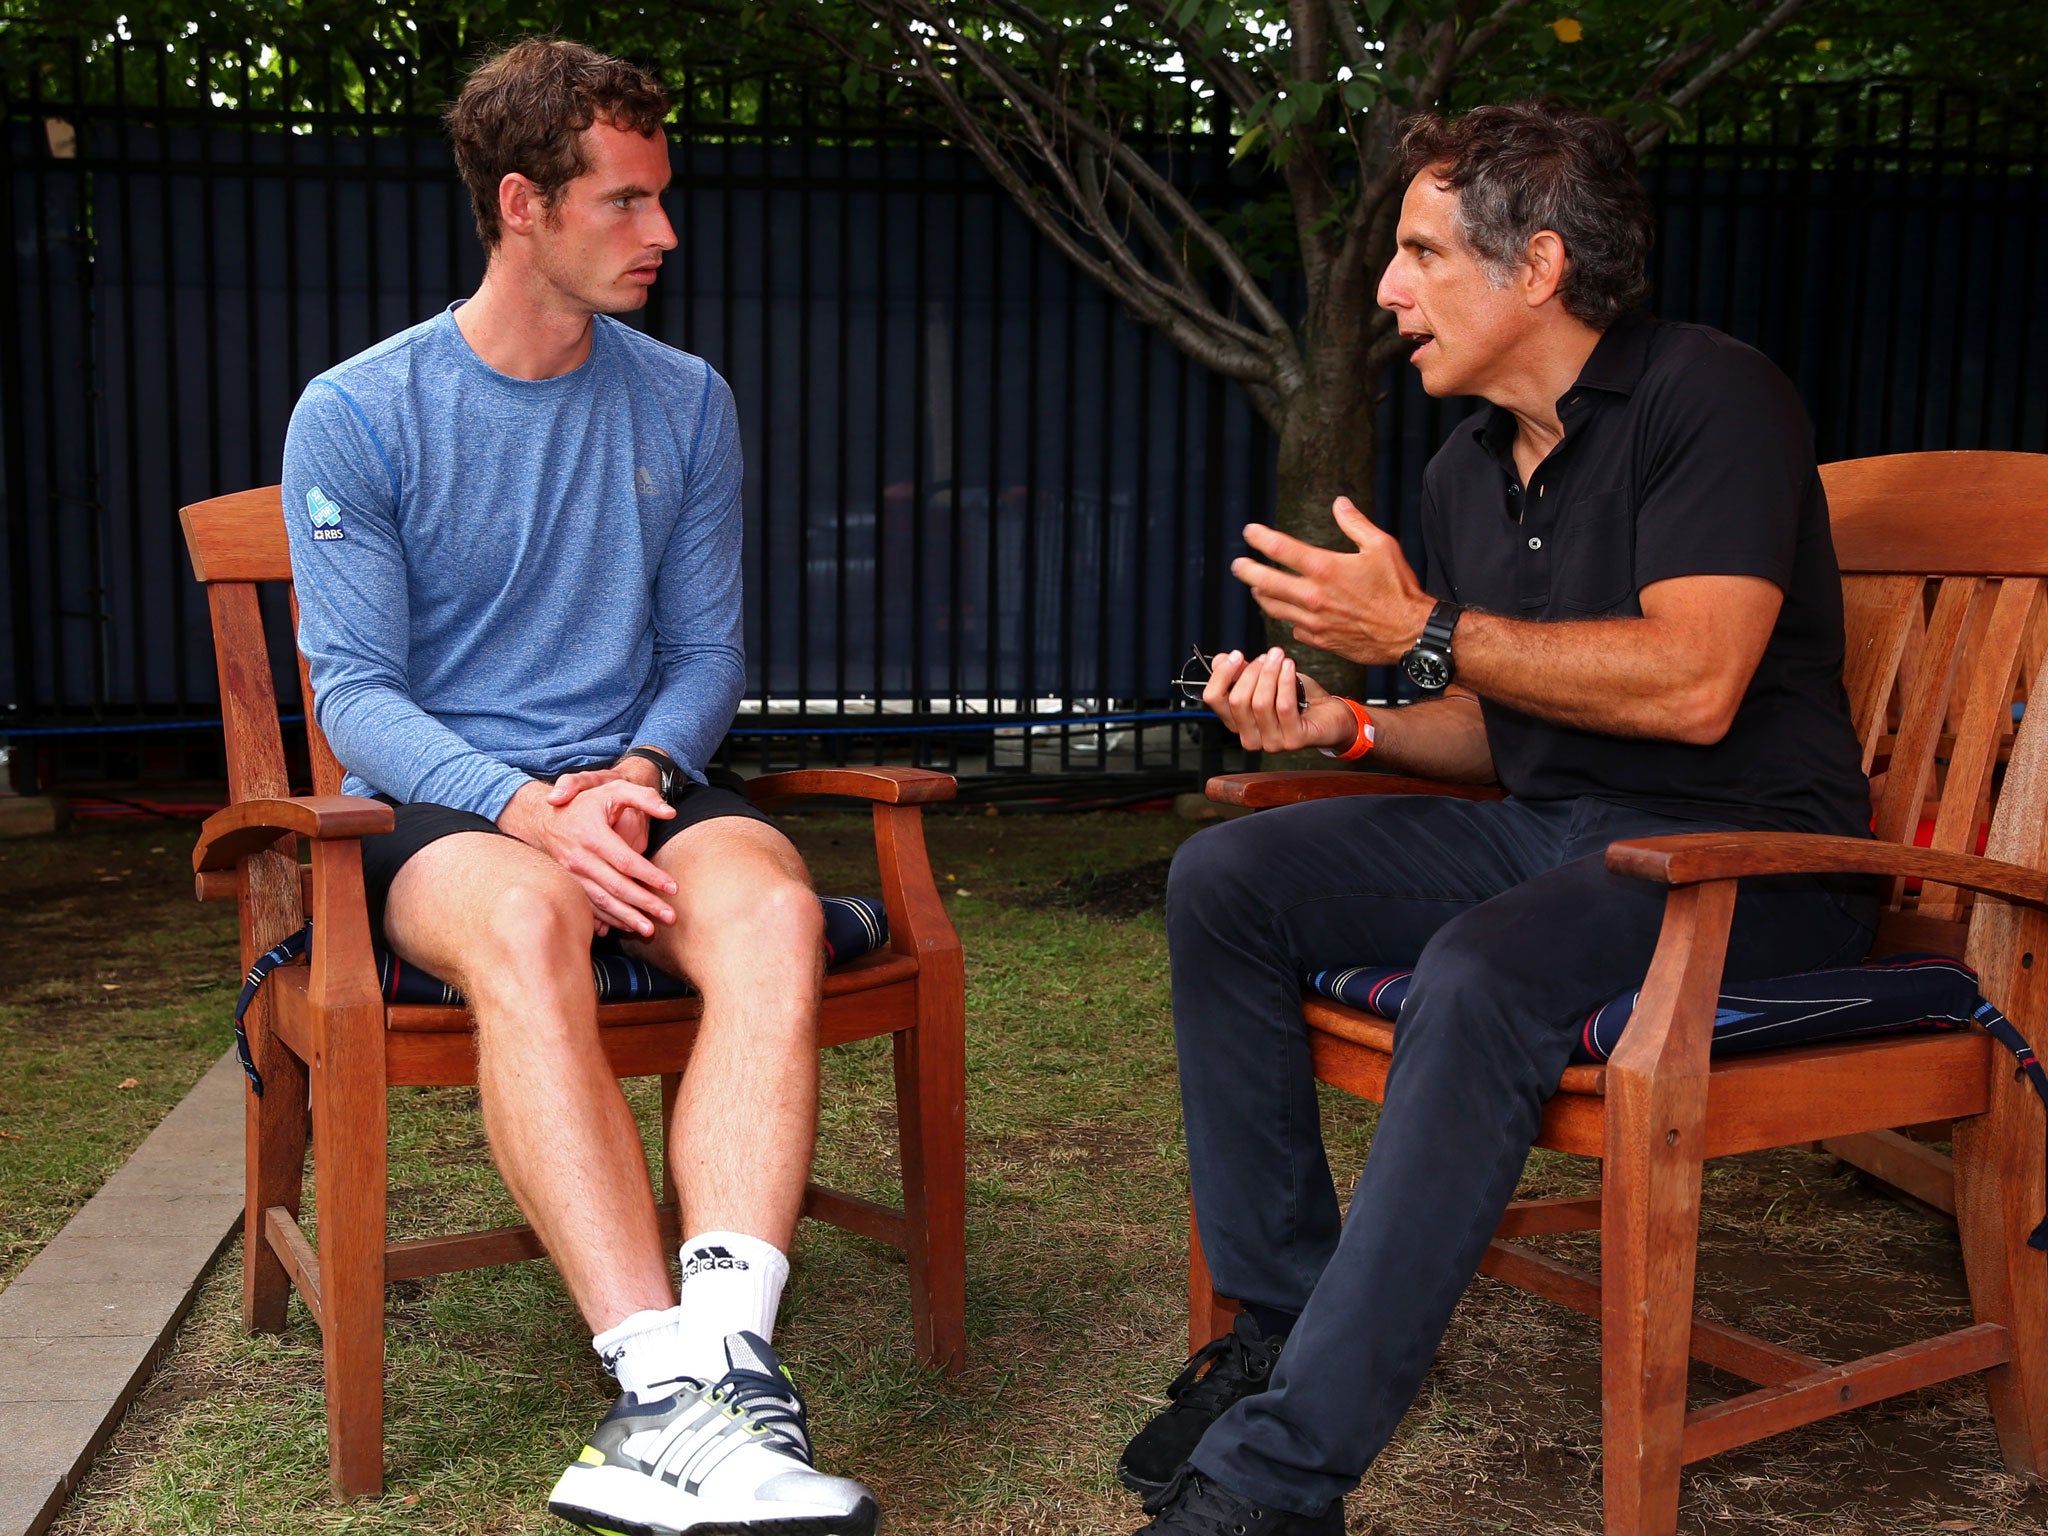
left=618, top=746, right=684, bottom=804
left=1400, top=600, right=1464, bottom=691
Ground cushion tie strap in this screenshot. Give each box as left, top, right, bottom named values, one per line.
left=1971, top=998, right=2048, bottom=1252
left=231, top=921, right=313, bottom=1098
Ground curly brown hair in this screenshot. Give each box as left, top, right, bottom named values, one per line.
left=445, top=38, right=670, bottom=252
left=1399, top=101, right=1652, bottom=328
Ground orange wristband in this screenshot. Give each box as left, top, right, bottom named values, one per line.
left=1320, top=697, right=1376, bottom=761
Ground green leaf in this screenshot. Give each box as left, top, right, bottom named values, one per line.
left=1290, top=79, right=1326, bottom=118
left=1366, top=0, right=1397, bottom=27
left=1231, top=123, right=1267, bottom=163
left=1270, top=93, right=1298, bottom=130
left=1342, top=76, right=1379, bottom=111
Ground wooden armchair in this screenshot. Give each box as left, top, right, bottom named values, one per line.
left=1188, top=451, right=2048, bottom=1535
left=181, top=487, right=967, bottom=1497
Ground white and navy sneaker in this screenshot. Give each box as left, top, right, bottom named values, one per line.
left=548, top=1332, right=879, bottom=1535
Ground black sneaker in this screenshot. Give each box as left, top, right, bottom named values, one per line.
left=1134, top=1465, right=1343, bottom=1535
left=1118, top=1313, right=1287, bottom=1496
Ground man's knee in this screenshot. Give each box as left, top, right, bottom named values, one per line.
left=732, top=874, right=826, bottom=957
left=1165, top=818, right=1268, bottom=942
left=465, top=869, right=591, bottom=992
left=671, top=855, right=824, bottom=976
left=1402, top=917, right=1527, bottom=1048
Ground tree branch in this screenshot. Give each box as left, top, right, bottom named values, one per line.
left=1131, top=0, right=1267, bottom=115
left=1631, top=0, right=1812, bottom=154
left=1632, top=36, right=1715, bottom=103
left=1325, top=0, right=1372, bottom=69
left=919, top=6, right=1296, bottom=346
left=1456, top=0, right=1541, bottom=67
left=836, top=3, right=1288, bottom=384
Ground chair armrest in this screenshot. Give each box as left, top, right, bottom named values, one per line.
left=746, top=767, right=959, bottom=811
left=1605, top=831, right=2048, bottom=911
left=193, top=795, right=395, bottom=873
left=1206, top=770, right=1505, bottom=809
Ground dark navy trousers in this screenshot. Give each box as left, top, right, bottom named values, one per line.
left=1167, top=793, right=1876, bottom=1514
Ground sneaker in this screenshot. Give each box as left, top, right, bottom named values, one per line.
left=1134, top=1465, right=1342, bottom=1535
left=1118, top=1313, right=1287, bottom=1497
left=548, top=1331, right=879, bottom=1535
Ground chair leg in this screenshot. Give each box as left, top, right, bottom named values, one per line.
left=244, top=990, right=309, bottom=1335
left=1188, top=1207, right=1241, bottom=1355
left=1953, top=1056, right=2048, bottom=1477
left=1600, top=1098, right=1708, bottom=1536
left=312, top=1003, right=388, bottom=1498
left=894, top=976, right=966, bottom=1372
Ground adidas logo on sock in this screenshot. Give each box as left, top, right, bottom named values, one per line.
left=681, top=1244, right=750, bottom=1281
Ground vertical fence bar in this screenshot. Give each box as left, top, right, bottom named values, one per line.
left=1021, top=186, right=1043, bottom=770
left=28, top=51, right=68, bottom=729
left=982, top=170, right=1004, bottom=765
left=115, top=42, right=147, bottom=719
left=241, top=49, right=264, bottom=491
left=831, top=86, right=852, bottom=753
left=2, top=51, right=39, bottom=738
left=868, top=90, right=888, bottom=742
left=944, top=123, right=967, bottom=773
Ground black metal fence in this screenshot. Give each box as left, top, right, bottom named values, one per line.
left=3, top=42, right=2045, bottom=794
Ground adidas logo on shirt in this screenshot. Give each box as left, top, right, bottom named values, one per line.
left=681, top=1245, right=749, bottom=1281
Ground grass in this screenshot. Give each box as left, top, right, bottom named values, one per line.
left=0, top=825, right=243, bottom=1287
left=8, top=809, right=2048, bottom=1533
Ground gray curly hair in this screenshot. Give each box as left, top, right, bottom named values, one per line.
left=1399, top=101, right=1653, bottom=328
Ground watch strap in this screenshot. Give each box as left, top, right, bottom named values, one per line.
left=619, top=746, right=681, bottom=800
left=1420, top=599, right=1463, bottom=650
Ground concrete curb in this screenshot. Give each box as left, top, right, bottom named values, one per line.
left=0, top=1050, right=245, bottom=1536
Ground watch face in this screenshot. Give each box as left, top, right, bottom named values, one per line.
left=1403, top=647, right=1453, bottom=691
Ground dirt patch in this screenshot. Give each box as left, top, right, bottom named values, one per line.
left=0, top=832, right=227, bottom=1027
left=1026, top=856, right=1173, bottom=920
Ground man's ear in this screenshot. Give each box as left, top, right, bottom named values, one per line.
left=1520, top=229, right=1568, bottom=308
left=497, top=172, right=544, bottom=241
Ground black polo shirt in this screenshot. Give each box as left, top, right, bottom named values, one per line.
left=1418, top=316, right=1871, bottom=837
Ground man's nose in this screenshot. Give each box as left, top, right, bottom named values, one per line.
left=647, top=203, right=679, bottom=251
left=1376, top=260, right=1406, bottom=313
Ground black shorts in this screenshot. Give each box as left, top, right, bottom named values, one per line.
left=358, top=765, right=771, bottom=943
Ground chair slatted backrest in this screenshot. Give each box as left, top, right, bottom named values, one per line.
left=1823, top=452, right=2048, bottom=1019
left=180, top=487, right=348, bottom=964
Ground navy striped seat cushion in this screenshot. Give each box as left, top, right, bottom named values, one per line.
left=233, top=897, right=890, bottom=1097
left=375, top=895, right=890, bottom=1006
left=1305, top=951, right=2048, bottom=1251
left=1304, top=952, right=1982, bottom=1065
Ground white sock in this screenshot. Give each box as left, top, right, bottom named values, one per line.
left=674, top=1229, right=790, bottom=1384
left=592, top=1306, right=691, bottom=1402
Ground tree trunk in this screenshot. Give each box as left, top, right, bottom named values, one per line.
left=1259, top=266, right=1387, bottom=776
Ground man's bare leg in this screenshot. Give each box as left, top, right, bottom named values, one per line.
left=632, top=816, right=824, bottom=1250
left=382, top=831, right=672, bottom=1333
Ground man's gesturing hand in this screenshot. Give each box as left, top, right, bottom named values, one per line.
left=1204, top=647, right=1357, bottom=755
left=1231, top=497, right=1437, bottom=666
left=499, top=777, right=678, bottom=938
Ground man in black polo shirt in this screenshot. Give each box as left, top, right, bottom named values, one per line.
left=1119, top=102, right=1878, bottom=1535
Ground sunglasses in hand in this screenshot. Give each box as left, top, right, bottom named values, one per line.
left=1172, top=644, right=1310, bottom=713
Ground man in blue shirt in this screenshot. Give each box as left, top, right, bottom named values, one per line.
left=283, top=40, right=875, bottom=1536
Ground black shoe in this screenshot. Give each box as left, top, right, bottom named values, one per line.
left=1118, top=1314, right=1287, bottom=1497
left=1134, top=1465, right=1342, bottom=1535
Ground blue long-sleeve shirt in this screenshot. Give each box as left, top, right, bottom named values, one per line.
left=280, top=307, right=745, bottom=821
